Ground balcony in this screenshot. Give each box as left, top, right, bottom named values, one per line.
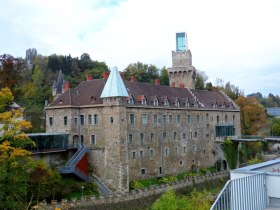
left=211, top=159, right=280, bottom=209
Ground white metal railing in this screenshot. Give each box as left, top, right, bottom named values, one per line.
left=211, top=173, right=267, bottom=210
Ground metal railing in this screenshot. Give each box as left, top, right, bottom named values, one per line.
left=91, top=174, right=112, bottom=196
left=210, top=173, right=267, bottom=210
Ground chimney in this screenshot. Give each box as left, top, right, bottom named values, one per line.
left=131, top=76, right=136, bottom=82
left=171, top=82, right=176, bottom=87
left=155, top=79, right=160, bottom=85
left=103, top=72, right=110, bottom=79
left=64, top=81, right=70, bottom=91
left=86, top=73, right=92, bottom=81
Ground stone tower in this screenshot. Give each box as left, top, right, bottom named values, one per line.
left=100, top=67, right=129, bottom=192
left=168, top=32, right=196, bottom=89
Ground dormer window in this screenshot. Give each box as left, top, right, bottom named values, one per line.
left=175, top=98, right=180, bottom=107
left=185, top=99, right=190, bottom=107
left=153, top=98, right=159, bottom=106
left=212, top=102, right=217, bottom=109
left=194, top=100, right=198, bottom=108
left=142, top=97, right=147, bottom=105
left=128, top=95, right=134, bottom=105
left=221, top=103, right=225, bottom=109
left=164, top=99, right=169, bottom=107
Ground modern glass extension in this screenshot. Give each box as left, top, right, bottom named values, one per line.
left=176, top=32, right=187, bottom=51
left=27, top=133, right=69, bottom=152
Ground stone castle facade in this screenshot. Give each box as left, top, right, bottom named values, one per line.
left=45, top=33, right=241, bottom=192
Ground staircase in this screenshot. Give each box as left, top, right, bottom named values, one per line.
left=59, top=144, right=112, bottom=196
left=59, top=144, right=90, bottom=181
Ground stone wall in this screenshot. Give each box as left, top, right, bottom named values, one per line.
left=37, top=171, right=229, bottom=210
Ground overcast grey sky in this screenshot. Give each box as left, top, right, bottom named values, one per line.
left=1, top=0, right=280, bottom=96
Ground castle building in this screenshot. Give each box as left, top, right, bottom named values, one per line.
left=45, top=33, right=241, bottom=192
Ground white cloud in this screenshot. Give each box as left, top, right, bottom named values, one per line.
left=0, top=0, right=280, bottom=95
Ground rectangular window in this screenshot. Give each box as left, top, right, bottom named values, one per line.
left=165, top=148, right=169, bottom=156
left=192, top=145, right=197, bottom=152
left=206, top=113, right=209, bottom=120
left=195, top=132, right=197, bottom=138
left=64, top=116, right=67, bottom=125
left=132, top=151, right=136, bottom=159
left=176, top=115, right=180, bottom=124
left=49, top=117, right=53, bottom=126
left=140, top=150, right=144, bottom=158
left=81, top=135, right=84, bottom=144
left=187, top=115, right=191, bottom=123
left=91, top=135, right=96, bottom=145
left=173, top=132, right=177, bottom=141
left=169, top=115, right=172, bottom=123
left=215, top=125, right=235, bottom=137
left=80, top=115, right=84, bottom=125
left=150, top=149, right=154, bottom=157
left=183, top=133, right=186, bottom=139
left=128, top=134, right=133, bottom=144
left=207, top=124, right=209, bottom=129
left=163, top=115, right=167, bottom=124
left=140, top=133, right=144, bottom=145
left=94, top=114, right=98, bottom=124
left=163, top=132, right=166, bottom=140
left=142, top=114, right=147, bottom=124
left=183, top=146, right=186, bottom=153
left=175, top=147, right=178, bottom=154
left=129, top=114, right=135, bottom=124
left=204, top=150, right=206, bottom=155
left=74, top=117, right=77, bottom=125
left=153, top=114, right=157, bottom=124
left=196, top=115, right=199, bottom=123
left=206, top=133, right=210, bottom=138
left=141, top=168, right=145, bottom=175
left=150, top=133, right=154, bottom=142
left=88, top=115, right=92, bottom=125
left=233, top=115, right=235, bottom=122
left=159, top=167, right=162, bottom=174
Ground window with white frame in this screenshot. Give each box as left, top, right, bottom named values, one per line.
left=94, top=114, right=98, bottom=125
left=91, top=135, right=96, bottom=145
left=142, top=114, right=147, bottom=124
left=129, top=114, right=135, bottom=124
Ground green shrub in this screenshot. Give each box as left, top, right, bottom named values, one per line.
left=159, top=176, right=177, bottom=184
left=129, top=180, right=144, bottom=190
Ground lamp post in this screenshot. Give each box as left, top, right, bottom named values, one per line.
left=81, top=186, right=84, bottom=200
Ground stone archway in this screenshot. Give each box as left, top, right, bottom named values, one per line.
left=222, top=160, right=227, bottom=170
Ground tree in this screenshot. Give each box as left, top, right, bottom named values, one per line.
left=0, top=54, right=25, bottom=92
left=25, top=48, right=37, bottom=70
left=152, top=188, right=188, bottom=210
left=236, top=96, right=267, bottom=135
left=195, top=70, right=207, bottom=90
left=124, top=62, right=159, bottom=84
left=152, top=188, right=212, bottom=210
left=0, top=88, right=34, bottom=210
left=159, top=67, right=169, bottom=86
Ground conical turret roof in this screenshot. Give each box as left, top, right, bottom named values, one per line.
left=100, top=67, right=128, bottom=98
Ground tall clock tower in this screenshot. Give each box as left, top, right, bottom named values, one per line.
left=168, top=32, right=196, bottom=89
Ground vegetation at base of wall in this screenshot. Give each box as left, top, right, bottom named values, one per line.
left=129, top=166, right=220, bottom=190
left=238, top=141, right=265, bottom=165
left=222, top=138, right=238, bottom=169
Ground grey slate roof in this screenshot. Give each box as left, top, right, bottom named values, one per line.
left=48, top=78, right=238, bottom=110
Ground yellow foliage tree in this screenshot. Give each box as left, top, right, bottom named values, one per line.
left=0, top=87, right=34, bottom=210
left=236, top=96, right=268, bottom=135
